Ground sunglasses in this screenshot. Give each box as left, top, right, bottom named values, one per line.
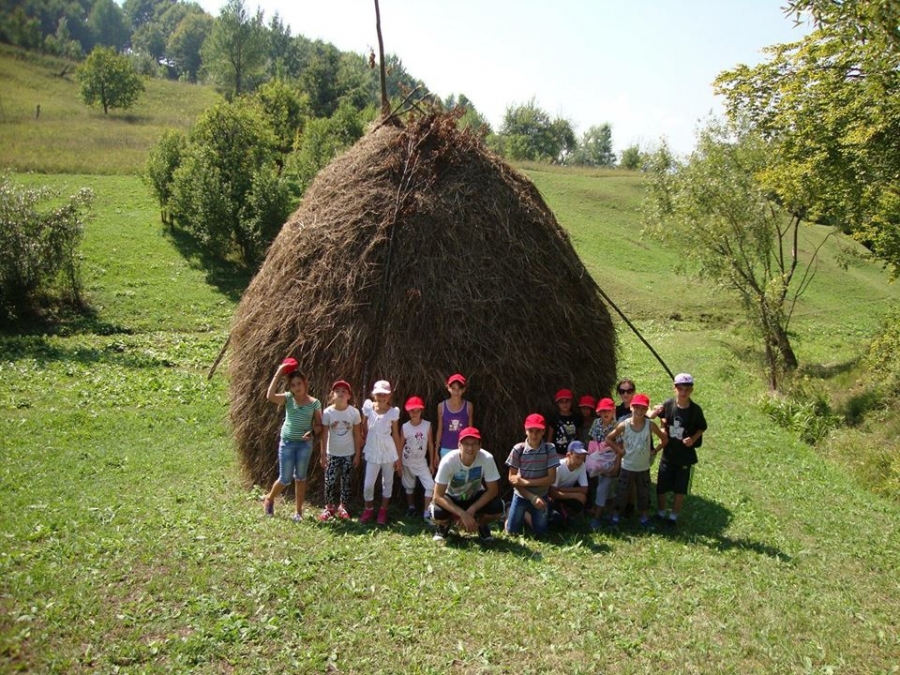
left=618, top=388, right=635, bottom=394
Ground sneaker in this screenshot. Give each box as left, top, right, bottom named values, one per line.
left=639, top=517, right=655, bottom=531
left=292, top=512, right=303, bottom=523
left=263, top=497, right=274, bottom=516
left=478, top=525, right=495, bottom=543
left=318, top=508, right=334, bottom=522
left=423, top=511, right=434, bottom=527
left=336, top=506, right=351, bottom=521
left=359, top=508, right=374, bottom=524
left=406, top=506, right=417, bottom=517
left=433, top=524, right=450, bottom=541
left=376, top=507, right=389, bottom=526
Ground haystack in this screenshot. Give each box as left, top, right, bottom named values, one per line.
left=229, top=113, right=617, bottom=492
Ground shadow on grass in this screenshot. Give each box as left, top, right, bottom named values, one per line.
left=165, top=226, right=252, bottom=303
left=801, top=357, right=861, bottom=380
left=0, top=332, right=176, bottom=369
left=0, top=302, right=133, bottom=340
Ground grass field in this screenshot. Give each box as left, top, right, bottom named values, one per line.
left=2, top=44, right=900, bottom=673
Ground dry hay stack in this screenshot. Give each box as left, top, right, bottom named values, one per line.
left=229, top=113, right=617, bottom=491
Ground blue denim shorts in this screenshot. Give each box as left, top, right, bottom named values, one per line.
left=278, top=438, right=313, bottom=485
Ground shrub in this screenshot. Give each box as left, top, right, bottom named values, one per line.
left=758, top=380, right=841, bottom=446
left=0, top=175, right=94, bottom=322
left=144, top=129, right=186, bottom=227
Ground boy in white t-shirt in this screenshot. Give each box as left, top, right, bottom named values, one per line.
left=401, top=396, right=436, bottom=524
left=318, top=380, right=362, bottom=521
left=548, top=440, right=589, bottom=526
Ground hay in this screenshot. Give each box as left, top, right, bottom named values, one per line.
left=229, top=113, right=617, bottom=492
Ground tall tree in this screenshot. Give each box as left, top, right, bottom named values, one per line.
left=645, top=120, right=833, bottom=390
left=77, top=46, right=145, bottom=114
left=166, top=11, right=213, bottom=81
left=570, top=123, right=615, bottom=166
left=201, top=0, right=267, bottom=98
left=88, top=0, right=130, bottom=51
left=499, top=99, right=572, bottom=162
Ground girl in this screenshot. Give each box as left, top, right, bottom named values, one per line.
left=546, top=388, right=579, bottom=456
left=263, top=358, right=323, bottom=522
left=360, top=380, right=403, bottom=525
left=433, top=373, right=473, bottom=471
left=577, top=394, right=596, bottom=444
left=318, top=380, right=362, bottom=522
left=401, top=396, right=436, bottom=523
left=586, top=397, right=621, bottom=526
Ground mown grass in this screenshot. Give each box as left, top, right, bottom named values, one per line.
left=1, top=170, right=899, bottom=673
left=0, top=45, right=219, bottom=175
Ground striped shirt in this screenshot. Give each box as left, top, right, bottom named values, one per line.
left=281, top=393, right=321, bottom=441
left=506, top=441, right=560, bottom=497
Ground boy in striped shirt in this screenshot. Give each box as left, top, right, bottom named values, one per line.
left=505, top=413, right=560, bottom=536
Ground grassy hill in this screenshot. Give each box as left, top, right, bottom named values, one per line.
left=1, top=47, right=899, bottom=674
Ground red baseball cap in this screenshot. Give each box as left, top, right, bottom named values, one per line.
left=578, top=395, right=595, bottom=409
left=458, top=426, right=481, bottom=441
left=404, top=396, right=425, bottom=411
left=332, top=379, right=352, bottom=393
left=554, top=388, right=574, bottom=402
left=524, top=413, right=546, bottom=430
left=631, top=393, right=651, bottom=408
left=447, top=373, right=467, bottom=387
left=281, top=357, right=298, bottom=374
left=596, top=397, right=615, bottom=412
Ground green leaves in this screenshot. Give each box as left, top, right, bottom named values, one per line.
left=77, top=46, right=145, bottom=115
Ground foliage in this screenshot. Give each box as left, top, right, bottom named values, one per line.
left=644, top=120, right=835, bottom=389
left=165, top=11, right=213, bottom=82
left=143, top=128, right=186, bottom=226
left=168, top=99, right=290, bottom=266
left=619, top=144, right=644, bottom=171
left=0, top=175, right=93, bottom=321
left=715, top=8, right=900, bottom=277
left=569, top=123, right=616, bottom=167
left=77, top=46, right=145, bottom=114
left=87, top=0, right=130, bottom=52
left=864, top=310, right=900, bottom=396
left=200, top=0, right=267, bottom=99
left=252, top=79, right=311, bottom=156
left=498, top=98, right=575, bottom=162
left=758, top=382, right=840, bottom=445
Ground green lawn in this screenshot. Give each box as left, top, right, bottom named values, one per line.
left=1, top=167, right=899, bottom=673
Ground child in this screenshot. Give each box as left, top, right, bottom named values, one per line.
left=546, top=388, right=580, bottom=457
left=360, top=380, right=403, bottom=526
left=262, top=358, right=323, bottom=522
left=651, top=373, right=708, bottom=529
left=604, top=393, right=668, bottom=530
left=586, top=397, right=621, bottom=526
left=506, top=413, right=560, bottom=536
left=433, top=373, right=473, bottom=470
left=576, top=395, right=596, bottom=444
left=615, top=379, right=637, bottom=421
left=401, top=396, right=436, bottom=523
left=318, top=380, right=362, bottom=522
left=548, top=440, right=590, bottom=527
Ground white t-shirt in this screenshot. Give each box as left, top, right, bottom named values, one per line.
left=435, top=449, right=500, bottom=501
left=402, top=419, right=431, bottom=467
left=322, top=404, right=361, bottom=457
left=362, top=399, right=400, bottom=463
left=554, top=458, right=588, bottom=488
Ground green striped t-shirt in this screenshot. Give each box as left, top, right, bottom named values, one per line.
left=281, top=393, right=321, bottom=441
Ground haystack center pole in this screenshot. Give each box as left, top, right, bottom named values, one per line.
left=374, top=0, right=390, bottom=118
left=595, top=285, right=675, bottom=381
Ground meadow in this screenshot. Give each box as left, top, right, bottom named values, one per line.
left=1, top=49, right=900, bottom=674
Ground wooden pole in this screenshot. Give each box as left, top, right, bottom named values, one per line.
left=374, top=0, right=390, bottom=117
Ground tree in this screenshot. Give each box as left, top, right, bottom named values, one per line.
left=201, top=0, right=268, bottom=98
left=498, top=99, right=573, bottom=162
left=77, top=46, right=145, bottom=115
left=144, top=129, right=186, bottom=227
left=619, top=144, right=644, bottom=171
left=715, top=4, right=900, bottom=277
left=645, top=120, right=833, bottom=390
left=88, top=0, right=131, bottom=51
left=166, top=11, right=213, bottom=82
left=570, top=123, right=615, bottom=166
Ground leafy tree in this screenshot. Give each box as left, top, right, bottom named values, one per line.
left=77, top=46, right=145, bottom=114
left=619, top=144, right=644, bottom=170
left=445, top=93, right=492, bottom=134
left=201, top=0, right=268, bottom=98
left=144, top=129, right=186, bottom=227
left=123, top=0, right=175, bottom=31
left=131, top=21, right=167, bottom=62
left=0, top=174, right=94, bottom=321
left=570, top=123, right=615, bottom=166
left=645, top=120, right=834, bottom=390
left=266, top=12, right=302, bottom=79
left=253, top=79, right=310, bottom=156
left=299, top=41, right=342, bottom=117
left=715, top=5, right=900, bottom=276
left=166, top=11, right=213, bottom=81
left=498, top=99, right=573, bottom=162
left=88, top=0, right=130, bottom=51
left=168, top=99, right=290, bottom=265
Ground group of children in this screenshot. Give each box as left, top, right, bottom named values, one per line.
left=262, top=361, right=707, bottom=537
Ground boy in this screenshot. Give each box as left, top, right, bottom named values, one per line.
left=605, top=393, right=668, bottom=530
left=548, top=440, right=589, bottom=527
left=506, top=413, right=560, bottom=536
left=547, top=389, right=579, bottom=457
left=431, top=426, right=503, bottom=542
left=401, top=396, right=436, bottom=524
left=651, top=373, right=708, bottom=529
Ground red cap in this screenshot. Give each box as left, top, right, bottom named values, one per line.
left=458, top=426, right=481, bottom=441
left=631, top=393, right=651, bottom=408
left=524, top=413, right=546, bottom=430
left=447, top=373, right=467, bottom=387
left=404, top=396, right=425, bottom=411
left=331, top=380, right=352, bottom=393
left=578, top=395, right=595, bottom=409
left=596, top=397, right=615, bottom=412
left=281, top=357, right=298, bottom=374
left=554, top=388, right=574, bottom=402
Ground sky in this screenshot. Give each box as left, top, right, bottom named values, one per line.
left=195, top=0, right=811, bottom=156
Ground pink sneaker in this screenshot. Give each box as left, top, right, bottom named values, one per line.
left=318, top=507, right=334, bottom=522
left=336, top=506, right=351, bottom=521
left=359, top=508, right=374, bottom=524
left=376, top=507, right=388, bottom=526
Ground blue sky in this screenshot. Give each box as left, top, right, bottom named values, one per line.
left=196, top=1, right=811, bottom=155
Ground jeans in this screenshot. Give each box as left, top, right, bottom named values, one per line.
left=505, top=492, right=550, bottom=535
left=278, top=438, right=313, bottom=485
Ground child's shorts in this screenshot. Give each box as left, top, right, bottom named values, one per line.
left=278, top=438, right=313, bottom=484
left=656, top=461, right=694, bottom=495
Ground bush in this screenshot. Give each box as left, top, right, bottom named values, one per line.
left=758, top=380, right=840, bottom=445
left=144, top=129, right=186, bottom=227
left=0, top=175, right=94, bottom=322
